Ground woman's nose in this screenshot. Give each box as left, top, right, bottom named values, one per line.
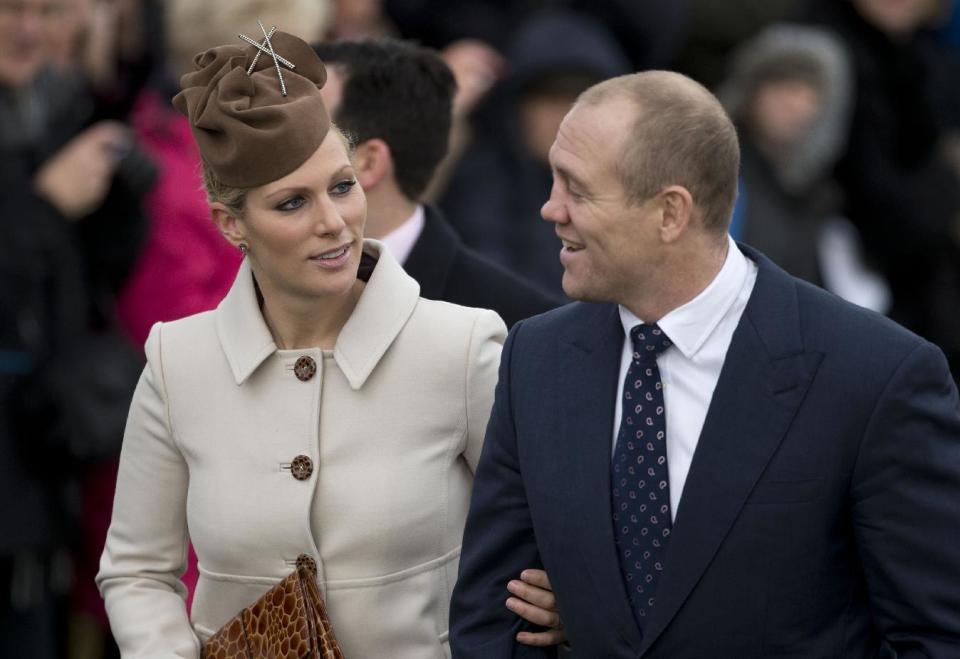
left=314, top=198, right=347, bottom=235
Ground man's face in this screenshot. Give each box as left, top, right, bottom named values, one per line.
left=0, top=0, right=62, bottom=87
left=748, top=78, right=822, bottom=150
left=852, top=0, right=937, bottom=37
left=541, top=99, right=663, bottom=303
left=519, top=92, right=577, bottom=165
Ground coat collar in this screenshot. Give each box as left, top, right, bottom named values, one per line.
left=215, top=239, right=420, bottom=389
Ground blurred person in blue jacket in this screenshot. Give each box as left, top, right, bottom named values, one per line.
left=438, top=9, right=630, bottom=297
left=720, top=23, right=890, bottom=313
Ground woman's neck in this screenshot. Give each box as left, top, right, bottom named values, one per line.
left=259, top=279, right=365, bottom=351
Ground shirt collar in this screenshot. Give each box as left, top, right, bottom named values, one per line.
left=215, top=239, right=420, bottom=388
left=380, top=205, right=425, bottom=265
left=619, top=235, right=748, bottom=358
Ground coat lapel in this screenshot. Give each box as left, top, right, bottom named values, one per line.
left=559, top=304, right=645, bottom=653
left=334, top=240, right=420, bottom=390
left=636, top=250, right=823, bottom=656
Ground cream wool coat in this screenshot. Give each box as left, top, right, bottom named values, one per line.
left=97, top=241, right=506, bottom=658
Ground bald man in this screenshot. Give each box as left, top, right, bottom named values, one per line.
left=449, top=71, right=960, bottom=658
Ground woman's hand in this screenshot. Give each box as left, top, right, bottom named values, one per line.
left=506, top=569, right=566, bottom=646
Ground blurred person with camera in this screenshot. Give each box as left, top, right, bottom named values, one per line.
left=0, top=0, right=153, bottom=656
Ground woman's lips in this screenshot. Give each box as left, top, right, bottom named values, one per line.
left=309, top=244, right=352, bottom=269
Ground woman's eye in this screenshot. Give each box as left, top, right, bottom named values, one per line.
left=332, top=179, right=358, bottom=196
left=277, top=195, right=306, bottom=211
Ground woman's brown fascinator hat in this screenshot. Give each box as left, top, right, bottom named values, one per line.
left=172, top=24, right=330, bottom=188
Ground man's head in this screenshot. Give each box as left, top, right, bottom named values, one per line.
left=312, top=38, right=455, bottom=203
left=0, top=0, right=64, bottom=87
left=505, top=9, right=631, bottom=167
left=541, top=71, right=740, bottom=310
left=746, top=74, right=823, bottom=159
left=852, top=0, right=940, bottom=39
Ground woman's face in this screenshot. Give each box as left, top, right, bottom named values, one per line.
left=222, top=130, right=367, bottom=306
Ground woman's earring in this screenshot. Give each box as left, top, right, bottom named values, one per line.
left=239, top=242, right=249, bottom=256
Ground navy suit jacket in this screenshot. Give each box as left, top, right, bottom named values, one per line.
left=450, top=246, right=960, bottom=658
left=403, top=206, right=562, bottom=328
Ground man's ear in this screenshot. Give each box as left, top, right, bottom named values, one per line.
left=658, top=185, right=694, bottom=243
left=211, top=202, right=246, bottom=248
left=353, top=138, right=393, bottom=190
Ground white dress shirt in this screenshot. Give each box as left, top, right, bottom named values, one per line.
left=380, top=205, right=425, bottom=265
left=613, top=236, right=758, bottom=521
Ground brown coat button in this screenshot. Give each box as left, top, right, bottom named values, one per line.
left=293, top=356, right=316, bottom=381
left=290, top=455, right=313, bottom=480
left=296, top=554, right=317, bottom=575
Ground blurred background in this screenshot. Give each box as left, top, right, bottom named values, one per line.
left=2, top=0, right=959, bottom=656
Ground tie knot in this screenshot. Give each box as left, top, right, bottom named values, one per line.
left=630, top=324, right=672, bottom=362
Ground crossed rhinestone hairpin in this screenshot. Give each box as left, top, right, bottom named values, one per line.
left=238, top=21, right=296, bottom=96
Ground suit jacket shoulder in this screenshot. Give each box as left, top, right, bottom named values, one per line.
left=403, top=206, right=562, bottom=327
left=768, top=255, right=931, bottom=388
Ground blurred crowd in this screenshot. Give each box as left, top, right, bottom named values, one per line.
left=2, top=0, right=959, bottom=656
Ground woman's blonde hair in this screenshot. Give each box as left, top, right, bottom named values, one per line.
left=202, top=160, right=250, bottom=218
left=166, top=0, right=331, bottom=77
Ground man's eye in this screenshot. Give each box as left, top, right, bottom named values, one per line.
left=277, top=196, right=306, bottom=211
left=332, top=179, right=358, bottom=196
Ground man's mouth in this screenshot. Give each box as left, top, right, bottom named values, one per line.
left=561, top=240, right=585, bottom=253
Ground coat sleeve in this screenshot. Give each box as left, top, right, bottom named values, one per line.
left=851, top=340, right=960, bottom=657
left=451, top=321, right=557, bottom=658
left=463, top=309, right=507, bottom=473
left=96, top=322, right=200, bottom=658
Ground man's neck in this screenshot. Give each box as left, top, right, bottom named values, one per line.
left=364, top=186, right=419, bottom=240
left=622, top=236, right=730, bottom=323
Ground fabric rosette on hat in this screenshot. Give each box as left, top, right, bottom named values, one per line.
left=172, top=29, right=330, bottom=188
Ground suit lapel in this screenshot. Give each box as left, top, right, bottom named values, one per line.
left=558, top=304, right=645, bottom=653
left=636, top=250, right=823, bottom=656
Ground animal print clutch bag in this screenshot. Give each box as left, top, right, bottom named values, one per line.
left=201, top=555, right=344, bottom=659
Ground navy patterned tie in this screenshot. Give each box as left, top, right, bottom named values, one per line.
left=611, top=323, right=673, bottom=630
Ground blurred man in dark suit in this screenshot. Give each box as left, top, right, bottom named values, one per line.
left=313, top=38, right=560, bottom=328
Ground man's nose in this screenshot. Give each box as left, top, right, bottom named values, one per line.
left=541, top=188, right=566, bottom=225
